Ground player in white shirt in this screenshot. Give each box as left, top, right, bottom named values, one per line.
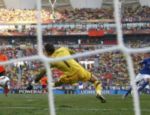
left=0, top=76, right=10, bottom=96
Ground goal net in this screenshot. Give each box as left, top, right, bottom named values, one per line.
left=38, top=0, right=148, bottom=115
left=0, top=0, right=149, bottom=115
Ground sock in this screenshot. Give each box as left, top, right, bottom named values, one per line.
left=124, top=86, right=132, bottom=97
left=138, top=81, right=149, bottom=93
left=4, top=87, right=9, bottom=96
left=94, top=81, right=102, bottom=95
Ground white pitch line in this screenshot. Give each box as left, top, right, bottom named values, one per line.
left=0, top=106, right=150, bottom=112
left=0, top=107, right=41, bottom=109
left=56, top=108, right=150, bottom=112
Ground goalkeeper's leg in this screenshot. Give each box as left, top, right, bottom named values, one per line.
left=89, top=74, right=106, bottom=103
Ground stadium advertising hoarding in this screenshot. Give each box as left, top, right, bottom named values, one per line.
left=7, top=89, right=127, bottom=95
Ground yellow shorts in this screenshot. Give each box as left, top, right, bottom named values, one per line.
left=59, top=68, right=92, bottom=84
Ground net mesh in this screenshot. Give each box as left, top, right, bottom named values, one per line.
left=0, top=0, right=150, bottom=115
left=49, top=0, right=57, bottom=20
left=45, top=0, right=143, bottom=115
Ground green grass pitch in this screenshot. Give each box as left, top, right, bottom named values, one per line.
left=0, top=94, right=150, bottom=115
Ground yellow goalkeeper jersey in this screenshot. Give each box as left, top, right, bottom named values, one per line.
left=50, top=47, right=81, bottom=75
left=49, top=47, right=91, bottom=84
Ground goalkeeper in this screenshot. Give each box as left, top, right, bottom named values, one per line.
left=35, top=43, right=106, bottom=103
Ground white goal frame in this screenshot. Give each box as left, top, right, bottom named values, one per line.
left=0, top=0, right=150, bottom=115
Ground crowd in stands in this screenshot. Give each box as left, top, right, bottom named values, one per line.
left=0, top=9, right=63, bottom=24
left=0, top=39, right=148, bottom=91
left=123, top=6, right=150, bottom=22
left=0, top=6, right=149, bottom=24
left=0, top=4, right=149, bottom=92
left=0, top=45, right=38, bottom=89
left=0, top=9, right=51, bottom=24
left=0, top=5, right=149, bottom=36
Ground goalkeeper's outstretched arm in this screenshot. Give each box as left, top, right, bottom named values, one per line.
left=68, top=48, right=76, bottom=55
left=34, top=69, right=46, bottom=83
left=34, top=68, right=63, bottom=87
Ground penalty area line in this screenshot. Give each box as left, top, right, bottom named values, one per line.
left=0, top=106, right=47, bottom=110
left=57, top=107, right=150, bottom=112
left=0, top=107, right=150, bottom=112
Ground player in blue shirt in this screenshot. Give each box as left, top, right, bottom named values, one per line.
left=123, top=52, right=150, bottom=99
